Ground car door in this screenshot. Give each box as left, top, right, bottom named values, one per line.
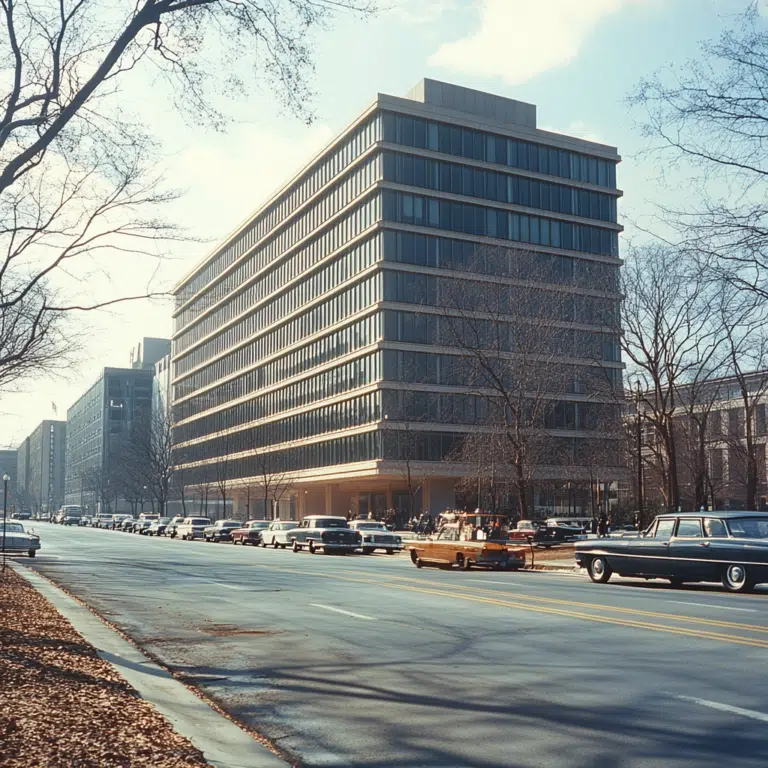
left=626, top=517, right=677, bottom=576
left=667, top=518, right=711, bottom=580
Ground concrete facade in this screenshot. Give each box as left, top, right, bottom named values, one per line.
left=16, top=420, right=66, bottom=513
left=170, top=79, right=624, bottom=522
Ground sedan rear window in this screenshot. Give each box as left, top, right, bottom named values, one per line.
left=727, top=517, right=768, bottom=539
left=676, top=519, right=703, bottom=538
left=190, top=518, right=210, bottom=525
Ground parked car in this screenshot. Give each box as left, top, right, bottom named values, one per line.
left=348, top=520, right=403, bottom=554
left=110, top=514, right=129, bottom=530
left=575, top=511, right=768, bottom=592
left=261, top=520, right=296, bottom=549
left=176, top=517, right=211, bottom=540
left=78, top=515, right=92, bottom=527
left=230, top=520, right=271, bottom=545
left=164, top=516, right=184, bottom=538
left=12, top=510, right=32, bottom=520
left=288, top=516, right=361, bottom=554
left=134, top=514, right=159, bottom=535
left=408, top=520, right=526, bottom=571
left=39, top=513, right=51, bottom=522
left=120, top=516, right=136, bottom=532
left=0, top=521, right=41, bottom=557
left=203, top=520, right=242, bottom=542
left=147, top=517, right=171, bottom=536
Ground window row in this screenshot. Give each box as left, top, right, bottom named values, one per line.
left=383, top=151, right=617, bottom=223
left=381, top=388, right=615, bottom=430
left=382, top=112, right=618, bottom=189
left=176, top=194, right=382, bottom=334
left=382, top=269, right=619, bottom=326
left=382, top=310, right=622, bottom=362
left=173, top=352, right=382, bottom=443
left=176, top=115, right=381, bottom=307
left=176, top=430, right=382, bottom=486
left=174, top=156, right=380, bottom=332
left=174, top=232, right=382, bottom=355
left=173, top=312, right=381, bottom=405
left=384, top=231, right=619, bottom=290
left=382, top=191, right=619, bottom=257
left=175, top=391, right=382, bottom=461
left=382, top=349, right=623, bottom=393
left=175, top=273, right=381, bottom=377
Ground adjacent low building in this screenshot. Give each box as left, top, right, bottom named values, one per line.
left=171, top=79, right=624, bottom=521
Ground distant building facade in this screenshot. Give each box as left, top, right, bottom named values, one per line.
left=130, top=337, right=171, bottom=371
left=16, top=421, right=66, bottom=513
left=171, top=79, right=624, bottom=521
left=0, top=448, right=17, bottom=509
left=64, top=368, right=153, bottom=512
left=153, top=353, right=171, bottom=421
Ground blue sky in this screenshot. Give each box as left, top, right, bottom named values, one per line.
left=2, top=0, right=761, bottom=444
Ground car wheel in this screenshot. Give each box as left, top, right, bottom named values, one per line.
left=280, top=543, right=286, bottom=549
left=28, top=549, right=36, bottom=557
left=588, top=556, right=612, bottom=584
left=386, top=549, right=394, bottom=555
left=308, top=541, right=316, bottom=554
left=668, top=578, right=685, bottom=588
left=232, top=538, right=238, bottom=545
left=260, top=539, right=267, bottom=548
left=722, top=564, right=755, bottom=593
left=272, top=538, right=279, bottom=549
left=292, top=540, right=300, bottom=552
left=362, top=547, right=374, bottom=555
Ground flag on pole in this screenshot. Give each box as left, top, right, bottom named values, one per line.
left=52, top=402, right=58, bottom=416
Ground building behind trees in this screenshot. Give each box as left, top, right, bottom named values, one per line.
left=171, top=79, right=625, bottom=523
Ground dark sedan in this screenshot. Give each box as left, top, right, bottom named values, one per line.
left=575, top=511, right=768, bottom=593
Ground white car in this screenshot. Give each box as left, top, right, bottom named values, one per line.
left=176, top=517, right=211, bottom=540
left=348, top=520, right=403, bottom=554
left=260, top=520, right=296, bottom=549
left=0, top=521, right=41, bottom=557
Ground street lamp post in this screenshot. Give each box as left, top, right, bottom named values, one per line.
left=2, top=473, right=10, bottom=573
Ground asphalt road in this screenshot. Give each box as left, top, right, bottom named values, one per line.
left=16, top=522, right=768, bottom=768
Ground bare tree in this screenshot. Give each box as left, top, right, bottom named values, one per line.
left=436, top=245, right=606, bottom=518
left=0, top=0, right=375, bottom=386
left=718, top=289, right=768, bottom=510
left=621, top=243, right=723, bottom=511
left=253, top=453, right=293, bottom=520
left=630, top=3, right=768, bottom=299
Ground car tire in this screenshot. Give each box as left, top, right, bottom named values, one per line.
left=232, top=538, right=238, bottom=545
left=280, top=543, right=286, bottom=549
left=722, top=564, right=755, bottom=593
left=362, top=548, right=374, bottom=555
left=587, top=556, right=612, bottom=584
left=668, top=578, right=685, bottom=588
left=272, top=539, right=279, bottom=549
left=308, top=541, right=316, bottom=554
left=386, top=549, right=394, bottom=555
left=28, top=549, right=36, bottom=557
left=260, top=539, right=267, bottom=548
left=292, top=540, right=300, bottom=552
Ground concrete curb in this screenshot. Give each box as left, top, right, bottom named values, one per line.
left=528, top=563, right=579, bottom=572
left=11, top=563, right=287, bottom=768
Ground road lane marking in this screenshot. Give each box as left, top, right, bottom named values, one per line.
left=677, top=696, right=768, bottom=723
left=213, top=583, right=245, bottom=591
left=246, top=564, right=768, bottom=649
left=310, top=604, right=376, bottom=621
left=666, top=601, right=757, bottom=613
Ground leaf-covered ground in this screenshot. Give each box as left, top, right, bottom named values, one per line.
left=0, top=567, right=210, bottom=768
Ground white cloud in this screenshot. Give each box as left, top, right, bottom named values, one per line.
left=540, top=120, right=609, bottom=145
left=391, top=0, right=459, bottom=24
left=429, top=0, right=652, bottom=84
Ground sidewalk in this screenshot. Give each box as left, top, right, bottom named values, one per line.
left=1, top=565, right=287, bottom=768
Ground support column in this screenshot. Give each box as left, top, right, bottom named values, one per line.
left=422, top=478, right=431, bottom=515
left=324, top=485, right=333, bottom=516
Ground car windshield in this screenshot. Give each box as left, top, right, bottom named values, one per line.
left=221, top=521, right=241, bottom=528
left=726, top=517, right=768, bottom=539
left=191, top=519, right=210, bottom=525
left=249, top=522, right=269, bottom=528
left=313, top=519, right=348, bottom=528
left=355, top=522, right=386, bottom=529
left=155, top=518, right=170, bottom=524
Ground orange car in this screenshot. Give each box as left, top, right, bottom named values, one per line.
left=408, top=521, right=526, bottom=571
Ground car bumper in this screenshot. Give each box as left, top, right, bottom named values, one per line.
left=321, top=542, right=360, bottom=550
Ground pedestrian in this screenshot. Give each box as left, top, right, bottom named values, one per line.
left=591, top=517, right=598, bottom=535
left=598, top=512, right=608, bottom=538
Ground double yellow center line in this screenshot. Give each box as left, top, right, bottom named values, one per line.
left=250, top=562, right=768, bottom=649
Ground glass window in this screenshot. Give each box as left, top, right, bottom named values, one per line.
left=675, top=519, right=703, bottom=538
left=703, top=518, right=727, bottom=538
left=651, top=519, right=676, bottom=539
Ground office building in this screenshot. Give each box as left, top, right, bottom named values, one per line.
left=16, top=421, right=66, bottom=513
left=153, top=354, right=172, bottom=421
left=64, top=368, right=153, bottom=511
left=130, top=337, right=171, bottom=371
left=171, top=79, right=624, bottom=520
left=0, top=448, right=17, bottom=510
